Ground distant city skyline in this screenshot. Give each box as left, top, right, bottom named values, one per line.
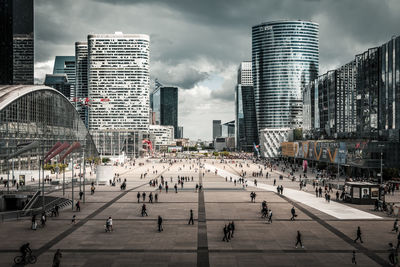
left=32, top=0, right=400, bottom=140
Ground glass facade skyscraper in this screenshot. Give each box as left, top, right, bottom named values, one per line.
left=53, top=56, right=75, bottom=99
left=252, top=20, right=319, bottom=131
left=150, top=86, right=178, bottom=138
left=0, top=0, right=34, bottom=85
left=235, top=61, right=258, bottom=151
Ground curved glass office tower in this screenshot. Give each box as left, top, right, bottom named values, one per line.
left=252, top=21, right=319, bottom=131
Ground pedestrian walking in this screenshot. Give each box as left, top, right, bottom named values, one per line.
left=158, top=216, right=163, bottom=232
left=31, top=214, right=37, bottom=230
left=155, top=192, right=158, bottom=203
left=393, top=219, right=399, bottom=233
left=137, top=192, right=140, bottom=203
left=352, top=250, right=357, bottom=265
left=295, top=231, right=304, bottom=248
left=79, top=191, right=84, bottom=200
left=142, top=192, right=146, bottom=202
left=354, top=226, right=363, bottom=243
left=75, top=200, right=81, bottom=212
left=52, top=249, right=62, bottom=267
left=71, top=215, right=76, bottom=224
left=41, top=212, right=46, bottom=227
left=141, top=204, right=148, bottom=216
left=267, top=210, right=273, bottom=224
left=388, top=242, right=398, bottom=266
left=222, top=225, right=229, bottom=242
left=290, top=207, right=297, bottom=221
left=188, top=209, right=194, bottom=225
left=230, top=221, right=235, bottom=238
left=397, top=231, right=400, bottom=249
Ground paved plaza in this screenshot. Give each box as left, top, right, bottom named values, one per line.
left=0, top=158, right=396, bottom=266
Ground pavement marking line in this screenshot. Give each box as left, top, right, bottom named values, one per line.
left=34, top=165, right=171, bottom=258
left=205, top=164, right=381, bottom=220
left=214, top=163, right=389, bottom=267
left=197, top=166, right=210, bottom=267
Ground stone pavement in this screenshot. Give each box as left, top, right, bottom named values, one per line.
left=0, top=158, right=395, bottom=266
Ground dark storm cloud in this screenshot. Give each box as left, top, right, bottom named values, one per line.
left=34, top=0, right=400, bottom=138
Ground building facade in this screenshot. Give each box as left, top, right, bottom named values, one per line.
left=75, top=42, right=88, bottom=127
left=212, top=120, right=222, bottom=140
left=252, top=21, right=319, bottom=131
left=53, top=56, right=75, bottom=99
left=303, top=36, right=400, bottom=142
left=44, top=74, right=71, bottom=98
left=87, top=33, right=150, bottom=131
left=0, top=0, right=34, bottom=85
left=0, top=85, right=98, bottom=172
left=149, top=125, right=174, bottom=151
left=236, top=61, right=258, bottom=151
left=150, top=86, right=178, bottom=138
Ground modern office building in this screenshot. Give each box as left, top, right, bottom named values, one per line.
left=299, top=35, right=400, bottom=171
left=252, top=20, right=319, bottom=131
left=235, top=61, right=258, bottom=151
left=221, top=120, right=235, bottom=138
left=44, top=74, right=71, bottom=98
left=0, top=0, right=34, bottom=85
left=87, top=32, right=150, bottom=131
left=53, top=56, right=75, bottom=98
left=177, top=126, right=183, bottom=139
left=149, top=125, right=174, bottom=151
left=150, top=86, right=178, bottom=138
left=0, top=85, right=98, bottom=172
left=75, top=42, right=88, bottom=127
left=303, top=35, right=400, bottom=142
left=212, top=120, right=222, bottom=140
left=91, top=130, right=149, bottom=158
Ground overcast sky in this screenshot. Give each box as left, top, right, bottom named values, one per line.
left=34, top=0, right=400, bottom=140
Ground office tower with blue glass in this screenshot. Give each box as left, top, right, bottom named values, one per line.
left=53, top=56, right=75, bottom=98
left=252, top=20, right=319, bottom=157
left=151, top=86, right=178, bottom=138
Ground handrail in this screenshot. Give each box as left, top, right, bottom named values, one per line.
left=22, top=190, right=41, bottom=212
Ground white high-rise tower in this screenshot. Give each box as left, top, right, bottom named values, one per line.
left=87, top=32, right=150, bottom=131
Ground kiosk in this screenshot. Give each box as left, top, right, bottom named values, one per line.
left=344, top=182, right=380, bottom=204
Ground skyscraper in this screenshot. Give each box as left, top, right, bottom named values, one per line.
left=252, top=21, right=319, bottom=131
left=0, top=0, right=34, bottom=85
left=75, top=42, right=88, bottom=127
left=151, top=86, right=178, bottom=138
left=53, top=56, right=75, bottom=98
left=236, top=61, right=258, bottom=151
left=87, top=32, right=150, bottom=131
left=212, top=120, right=222, bottom=140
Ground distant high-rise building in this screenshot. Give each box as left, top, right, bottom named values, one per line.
left=177, top=126, right=183, bottom=139
left=87, top=32, right=150, bottom=131
left=151, top=86, right=178, bottom=138
left=53, top=56, right=75, bottom=98
left=213, top=120, right=222, bottom=139
left=0, top=0, right=34, bottom=85
left=44, top=74, right=71, bottom=98
left=235, top=61, right=258, bottom=151
left=222, top=120, right=235, bottom=138
left=75, top=42, right=88, bottom=127
left=252, top=21, right=319, bottom=131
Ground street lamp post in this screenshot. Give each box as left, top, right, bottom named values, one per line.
left=380, top=151, right=383, bottom=185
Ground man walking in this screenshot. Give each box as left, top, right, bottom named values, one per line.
left=295, top=231, right=304, bottom=248
left=137, top=192, right=140, bottom=203
left=354, top=226, right=363, bottom=243
left=158, top=215, right=163, bottom=232
left=393, top=219, right=399, bottom=233
left=141, top=204, right=148, bottom=216
left=267, top=210, right=273, bottom=224
left=222, top=225, right=229, bottom=242
left=290, top=207, right=297, bottom=221
left=188, top=209, right=194, bottom=225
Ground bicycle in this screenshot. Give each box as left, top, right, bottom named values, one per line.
left=14, top=253, right=37, bottom=264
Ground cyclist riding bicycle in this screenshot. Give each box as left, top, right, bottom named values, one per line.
left=20, top=243, right=32, bottom=260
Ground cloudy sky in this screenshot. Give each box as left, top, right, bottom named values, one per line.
left=34, top=0, right=400, bottom=140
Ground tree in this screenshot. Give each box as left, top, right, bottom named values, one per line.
left=293, top=128, right=303, bottom=140
left=102, top=157, right=110, bottom=164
